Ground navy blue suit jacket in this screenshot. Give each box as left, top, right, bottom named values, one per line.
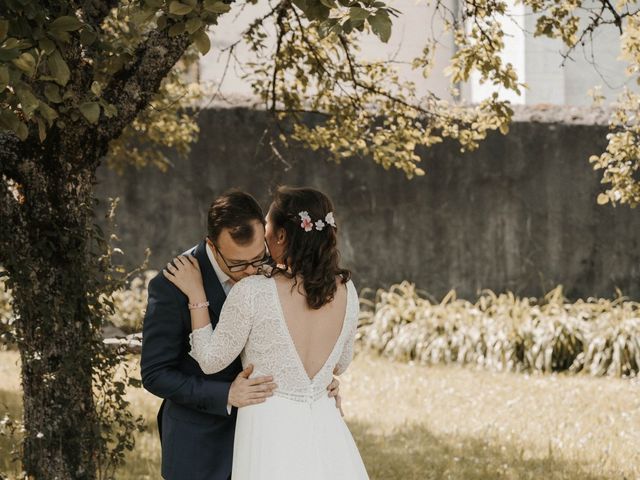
left=141, top=240, right=243, bottom=480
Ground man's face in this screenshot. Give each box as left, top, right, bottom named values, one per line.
left=209, top=220, right=267, bottom=282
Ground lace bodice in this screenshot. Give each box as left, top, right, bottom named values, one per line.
left=189, top=275, right=359, bottom=403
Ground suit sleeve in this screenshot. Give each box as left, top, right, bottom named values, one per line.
left=141, top=273, right=232, bottom=417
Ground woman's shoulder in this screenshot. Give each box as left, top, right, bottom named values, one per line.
left=342, top=278, right=359, bottom=313
left=343, top=277, right=357, bottom=295
left=233, top=274, right=272, bottom=292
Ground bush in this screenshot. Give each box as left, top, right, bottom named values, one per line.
left=0, top=270, right=157, bottom=339
left=104, top=270, right=157, bottom=334
left=0, top=275, right=14, bottom=349
left=357, top=282, right=640, bottom=378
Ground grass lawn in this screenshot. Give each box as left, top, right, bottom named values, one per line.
left=1, top=350, right=639, bottom=479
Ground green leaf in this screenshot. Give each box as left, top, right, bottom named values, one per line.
left=36, top=116, right=47, bottom=142
left=48, top=50, right=70, bottom=86
left=185, top=17, right=203, bottom=34
left=169, top=1, right=193, bottom=15
left=0, top=65, right=9, bottom=91
left=168, top=22, right=185, bottom=37
left=44, top=83, right=62, bottom=103
left=0, top=20, right=8, bottom=42
left=49, top=16, right=83, bottom=32
left=16, top=85, right=40, bottom=115
left=91, top=81, right=102, bottom=97
left=319, top=0, right=337, bottom=7
left=0, top=48, right=20, bottom=62
left=103, top=103, right=117, bottom=118
left=48, top=30, right=71, bottom=43
left=349, top=7, right=369, bottom=21
left=203, top=0, right=231, bottom=14
left=157, top=14, right=168, bottom=29
left=193, top=29, right=210, bottom=55
left=80, top=29, right=98, bottom=46
left=15, top=121, right=29, bottom=140
left=305, top=2, right=330, bottom=21
left=318, top=18, right=337, bottom=38
left=3, top=38, right=19, bottom=49
left=131, top=9, right=156, bottom=26
left=12, top=52, right=36, bottom=76
left=38, top=102, right=59, bottom=124
left=0, top=109, right=28, bottom=139
left=39, top=38, right=56, bottom=54
left=79, top=102, right=100, bottom=124
left=0, top=109, right=20, bottom=131
left=369, top=11, right=392, bottom=42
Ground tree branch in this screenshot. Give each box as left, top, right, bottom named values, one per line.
left=271, top=6, right=288, bottom=112
left=601, top=0, right=623, bottom=32
left=98, top=26, right=192, bottom=155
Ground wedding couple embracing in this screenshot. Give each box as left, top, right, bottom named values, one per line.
left=140, top=186, right=368, bottom=479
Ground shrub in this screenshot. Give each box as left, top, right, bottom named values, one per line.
left=357, top=282, right=640, bottom=378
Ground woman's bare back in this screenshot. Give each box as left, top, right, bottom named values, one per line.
left=274, top=275, right=348, bottom=380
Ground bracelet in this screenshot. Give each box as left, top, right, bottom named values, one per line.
left=188, top=300, right=210, bottom=310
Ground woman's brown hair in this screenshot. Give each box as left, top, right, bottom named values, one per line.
left=267, top=186, right=351, bottom=309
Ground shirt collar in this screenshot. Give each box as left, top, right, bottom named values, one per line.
left=206, top=241, right=231, bottom=287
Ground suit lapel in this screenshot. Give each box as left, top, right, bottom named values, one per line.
left=193, top=239, right=226, bottom=324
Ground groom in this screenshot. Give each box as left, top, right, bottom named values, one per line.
left=141, top=190, right=341, bottom=480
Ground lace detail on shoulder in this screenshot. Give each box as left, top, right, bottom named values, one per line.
left=188, top=276, right=360, bottom=402
left=334, top=281, right=359, bottom=376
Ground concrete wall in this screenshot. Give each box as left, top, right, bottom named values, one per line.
left=95, top=107, right=640, bottom=300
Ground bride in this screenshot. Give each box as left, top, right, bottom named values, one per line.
left=164, top=186, right=369, bottom=479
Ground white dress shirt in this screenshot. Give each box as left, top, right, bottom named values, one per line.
left=205, top=242, right=235, bottom=414
left=206, top=242, right=235, bottom=296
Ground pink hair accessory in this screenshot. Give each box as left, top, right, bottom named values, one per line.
left=299, top=211, right=314, bottom=232
left=298, top=211, right=337, bottom=232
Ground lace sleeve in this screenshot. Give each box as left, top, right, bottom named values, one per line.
left=188, top=278, right=255, bottom=374
left=334, top=282, right=359, bottom=376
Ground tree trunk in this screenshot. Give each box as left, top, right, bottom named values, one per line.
left=0, top=22, right=192, bottom=478
left=3, top=155, right=101, bottom=479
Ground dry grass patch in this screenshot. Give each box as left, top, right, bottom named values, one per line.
left=1, top=351, right=639, bottom=479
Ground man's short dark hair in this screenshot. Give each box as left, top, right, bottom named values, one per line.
left=207, top=190, right=265, bottom=245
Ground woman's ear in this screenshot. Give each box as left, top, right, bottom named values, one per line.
left=277, top=228, right=287, bottom=245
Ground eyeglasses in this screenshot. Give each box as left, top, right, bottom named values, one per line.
left=207, top=238, right=271, bottom=273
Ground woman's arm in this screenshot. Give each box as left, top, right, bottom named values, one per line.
left=141, top=271, right=234, bottom=417
left=164, top=255, right=254, bottom=374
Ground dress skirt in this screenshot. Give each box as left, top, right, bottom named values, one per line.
left=231, top=394, right=369, bottom=480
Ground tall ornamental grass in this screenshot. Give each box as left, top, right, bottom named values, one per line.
left=357, top=282, right=640, bottom=378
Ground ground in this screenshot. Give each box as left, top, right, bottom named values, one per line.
left=1, top=350, right=638, bottom=479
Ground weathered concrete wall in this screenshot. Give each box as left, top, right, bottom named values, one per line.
left=96, top=107, right=640, bottom=300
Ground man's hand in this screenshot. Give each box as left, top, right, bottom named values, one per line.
left=228, top=364, right=277, bottom=408
left=327, top=376, right=344, bottom=417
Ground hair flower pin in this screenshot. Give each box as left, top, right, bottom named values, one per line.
left=325, top=212, right=336, bottom=228
left=298, top=211, right=337, bottom=232
left=299, top=211, right=313, bottom=232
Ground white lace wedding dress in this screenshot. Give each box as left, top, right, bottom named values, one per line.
left=189, top=275, right=369, bottom=480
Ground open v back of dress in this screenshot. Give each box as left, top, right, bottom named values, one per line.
left=272, top=277, right=349, bottom=382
